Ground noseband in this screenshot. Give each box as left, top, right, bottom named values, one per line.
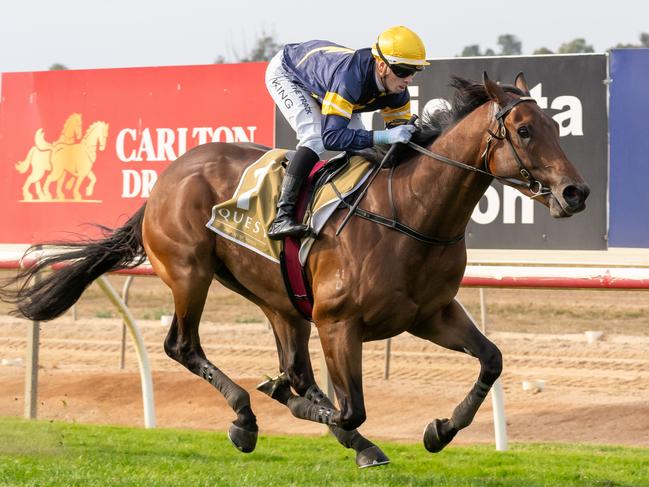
left=408, top=95, right=552, bottom=198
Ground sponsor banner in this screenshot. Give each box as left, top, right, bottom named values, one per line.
left=275, top=54, right=609, bottom=250
left=609, top=49, right=649, bottom=248
left=0, top=63, right=273, bottom=244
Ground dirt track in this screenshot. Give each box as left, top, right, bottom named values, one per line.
left=2, top=312, right=648, bottom=448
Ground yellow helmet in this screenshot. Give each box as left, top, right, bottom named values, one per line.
left=371, top=26, right=429, bottom=68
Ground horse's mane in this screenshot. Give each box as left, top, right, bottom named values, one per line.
left=354, top=76, right=525, bottom=165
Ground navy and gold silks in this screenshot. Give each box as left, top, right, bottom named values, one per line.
left=281, top=40, right=411, bottom=151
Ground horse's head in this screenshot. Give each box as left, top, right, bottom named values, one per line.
left=81, top=121, right=109, bottom=155
left=97, top=121, right=109, bottom=151
left=482, top=72, right=589, bottom=217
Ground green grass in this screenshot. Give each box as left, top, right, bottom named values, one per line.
left=1, top=418, right=648, bottom=486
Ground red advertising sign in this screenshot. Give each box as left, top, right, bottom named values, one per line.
left=0, top=62, right=273, bottom=244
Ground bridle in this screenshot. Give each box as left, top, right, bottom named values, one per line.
left=407, top=96, right=551, bottom=198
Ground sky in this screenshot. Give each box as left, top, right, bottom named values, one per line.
left=0, top=0, right=647, bottom=73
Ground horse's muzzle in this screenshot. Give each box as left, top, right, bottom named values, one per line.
left=550, top=182, right=590, bottom=217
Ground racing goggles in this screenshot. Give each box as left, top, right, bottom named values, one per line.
left=389, top=63, right=423, bottom=78
left=375, top=43, right=423, bottom=78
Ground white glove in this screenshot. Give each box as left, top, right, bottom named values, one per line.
left=373, top=124, right=416, bottom=145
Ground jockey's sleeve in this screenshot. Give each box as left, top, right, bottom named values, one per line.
left=321, top=111, right=373, bottom=151
left=320, top=75, right=412, bottom=151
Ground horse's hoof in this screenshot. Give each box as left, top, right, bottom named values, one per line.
left=227, top=423, right=258, bottom=453
left=256, top=373, right=291, bottom=403
left=423, top=418, right=454, bottom=453
left=356, top=445, right=390, bottom=468
left=256, top=375, right=281, bottom=397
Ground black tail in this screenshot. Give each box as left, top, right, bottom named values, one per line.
left=0, top=205, right=147, bottom=321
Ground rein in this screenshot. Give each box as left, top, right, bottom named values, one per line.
left=336, top=96, right=550, bottom=246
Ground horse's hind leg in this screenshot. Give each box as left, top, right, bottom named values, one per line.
left=257, top=310, right=389, bottom=467
left=22, top=169, right=45, bottom=201
left=162, top=270, right=258, bottom=453
left=85, top=170, right=97, bottom=196
left=409, top=299, right=502, bottom=453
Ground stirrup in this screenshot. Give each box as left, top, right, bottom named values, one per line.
left=268, top=219, right=312, bottom=240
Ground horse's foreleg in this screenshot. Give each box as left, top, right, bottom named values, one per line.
left=163, top=273, right=258, bottom=453
left=409, top=299, right=503, bottom=453
left=257, top=314, right=341, bottom=426
left=303, top=382, right=389, bottom=467
left=317, top=319, right=367, bottom=432
left=258, top=311, right=388, bottom=467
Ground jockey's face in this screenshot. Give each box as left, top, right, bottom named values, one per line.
left=376, top=60, right=415, bottom=94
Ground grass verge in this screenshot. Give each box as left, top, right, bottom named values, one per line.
left=1, top=417, right=648, bottom=486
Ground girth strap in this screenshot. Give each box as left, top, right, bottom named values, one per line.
left=351, top=206, right=465, bottom=246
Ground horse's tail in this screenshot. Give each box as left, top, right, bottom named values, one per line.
left=34, top=128, right=52, bottom=151
left=0, top=204, right=147, bottom=321
left=15, top=147, right=35, bottom=174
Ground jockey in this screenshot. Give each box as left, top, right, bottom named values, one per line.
left=265, top=25, right=429, bottom=240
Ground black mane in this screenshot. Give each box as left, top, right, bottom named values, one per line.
left=354, top=76, right=525, bottom=165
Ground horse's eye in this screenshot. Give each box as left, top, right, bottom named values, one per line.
left=517, top=126, right=530, bottom=139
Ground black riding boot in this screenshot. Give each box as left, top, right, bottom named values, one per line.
left=268, top=147, right=319, bottom=240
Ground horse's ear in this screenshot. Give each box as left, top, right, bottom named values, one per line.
left=514, top=72, right=531, bottom=96
left=482, top=71, right=508, bottom=105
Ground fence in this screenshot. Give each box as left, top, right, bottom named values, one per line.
left=2, top=251, right=649, bottom=450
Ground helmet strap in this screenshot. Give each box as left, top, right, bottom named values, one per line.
left=375, top=42, right=393, bottom=69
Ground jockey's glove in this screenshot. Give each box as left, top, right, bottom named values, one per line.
left=373, top=124, right=416, bottom=145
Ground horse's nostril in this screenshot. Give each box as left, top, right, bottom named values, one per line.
left=562, top=185, right=584, bottom=207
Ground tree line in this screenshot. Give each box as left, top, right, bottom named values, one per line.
left=461, top=32, right=649, bottom=57
left=48, top=31, right=649, bottom=70
left=209, top=31, right=649, bottom=64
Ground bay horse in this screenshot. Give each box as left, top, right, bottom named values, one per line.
left=1, top=73, right=589, bottom=467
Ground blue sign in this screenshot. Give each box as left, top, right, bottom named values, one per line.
left=609, top=49, right=649, bottom=248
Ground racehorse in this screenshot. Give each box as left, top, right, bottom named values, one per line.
left=1, top=73, right=589, bottom=467
left=41, top=121, right=109, bottom=200
left=15, top=113, right=83, bottom=201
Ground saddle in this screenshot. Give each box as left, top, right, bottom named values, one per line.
left=206, top=149, right=374, bottom=321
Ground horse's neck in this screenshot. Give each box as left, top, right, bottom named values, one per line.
left=401, top=104, right=494, bottom=239
left=82, top=126, right=100, bottom=158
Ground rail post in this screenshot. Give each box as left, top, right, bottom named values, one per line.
left=480, top=288, right=508, bottom=451
left=24, top=270, right=40, bottom=420
left=96, top=275, right=156, bottom=428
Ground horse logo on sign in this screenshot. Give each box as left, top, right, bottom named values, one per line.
left=15, top=113, right=109, bottom=202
